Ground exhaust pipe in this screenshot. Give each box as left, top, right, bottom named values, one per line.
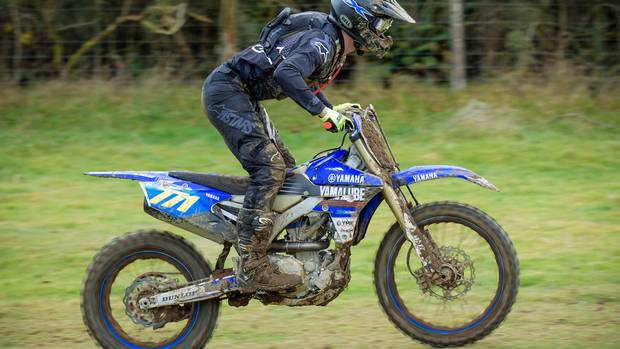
left=268, top=240, right=329, bottom=253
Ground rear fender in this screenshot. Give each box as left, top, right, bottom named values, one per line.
left=392, top=165, right=499, bottom=191
left=85, top=171, right=232, bottom=218
left=86, top=171, right=236, bottom=244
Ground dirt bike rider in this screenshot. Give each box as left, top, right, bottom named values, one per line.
left=202, top=0, right=415, bottom=292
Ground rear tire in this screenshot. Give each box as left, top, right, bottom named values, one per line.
left=82, top=230, right=220, bottom=349
left=374, top=202, right=519, bottom=347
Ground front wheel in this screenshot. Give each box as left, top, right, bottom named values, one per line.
left=374, top=202, right=519, bottom=347
left=82, top=230, right=220, bottom=349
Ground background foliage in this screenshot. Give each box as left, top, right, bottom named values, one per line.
left=0, top=0, right=618, bottom=86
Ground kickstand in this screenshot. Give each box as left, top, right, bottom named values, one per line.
left=215, top=242, right=232, bottom=272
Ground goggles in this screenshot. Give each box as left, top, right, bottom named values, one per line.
left=373, top=17, right=393, bottom=34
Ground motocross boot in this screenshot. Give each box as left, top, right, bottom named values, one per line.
left=236, top=208, right=302, bottom=292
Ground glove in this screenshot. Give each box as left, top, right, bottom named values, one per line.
left=319, top=107, right=350, bottom=133
left=333, top=103, right=362, bottom=114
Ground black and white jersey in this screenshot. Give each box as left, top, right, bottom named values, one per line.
left=226, top=20, right=344, bottom=116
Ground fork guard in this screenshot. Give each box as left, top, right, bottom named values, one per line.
left=392, top=165, right=499, bottom=192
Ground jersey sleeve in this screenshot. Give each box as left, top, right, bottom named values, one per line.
left=273, top=31, right=337, bottom=116
left=315, top=91, right=333, bottom=109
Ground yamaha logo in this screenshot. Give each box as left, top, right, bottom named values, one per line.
left=340, top=14, right=353, bottom=29
left=328, top=174, right=337, bottom=183
left=204, top=192, right=221, bottom=201
left=411, top=172, right=439, bottom=183
left=326, top=173, right=365, bottom=184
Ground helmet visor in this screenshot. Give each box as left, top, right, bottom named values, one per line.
left=373, top=17, right=393, bottom=34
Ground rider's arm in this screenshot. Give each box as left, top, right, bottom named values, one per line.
left=315, top=91, right=333, bottom=109
left=273, top=32, right=337, bottom=116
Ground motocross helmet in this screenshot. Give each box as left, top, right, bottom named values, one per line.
left=330, top=0, right=415, bottom=58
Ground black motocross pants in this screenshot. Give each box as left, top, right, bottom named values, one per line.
left=201, top=65, right=296, bottom=211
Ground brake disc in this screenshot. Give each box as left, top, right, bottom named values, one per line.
left=409, top=246, right=476, bottom=301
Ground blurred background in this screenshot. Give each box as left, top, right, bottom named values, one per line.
left=1, top=0, right=619, bottom=88
left=0, top=1, right=618, bottom=348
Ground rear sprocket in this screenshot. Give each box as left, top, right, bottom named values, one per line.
left=123, top=272, right=192, bottom=330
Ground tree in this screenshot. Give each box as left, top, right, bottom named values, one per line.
left=450, top=0, right=466, bottom=90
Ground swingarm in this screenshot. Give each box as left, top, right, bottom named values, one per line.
left=139, top=275, right=240, bottom=310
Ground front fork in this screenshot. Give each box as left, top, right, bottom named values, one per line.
left=353, top=139, right=443, bottom=271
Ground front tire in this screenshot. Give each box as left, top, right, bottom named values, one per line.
left=82, top=230, right=220, bottom=349
left=374, top=202, right=519, bottom=347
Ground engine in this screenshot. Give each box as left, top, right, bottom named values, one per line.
left=259, top=146, right=369, bottom=305
left=262, top=212, right=351, bottom=306
left=283, top=213, right=334, bottom=292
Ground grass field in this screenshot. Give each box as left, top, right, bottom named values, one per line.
left=0, top=78, right=619, bottom=348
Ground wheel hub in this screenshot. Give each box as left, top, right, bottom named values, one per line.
left=123, top=273, right=190, bottom=330
left=438, top=262, right=463, bottom=289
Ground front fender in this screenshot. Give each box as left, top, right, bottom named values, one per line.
left=392, top=165, right=499, bottom=191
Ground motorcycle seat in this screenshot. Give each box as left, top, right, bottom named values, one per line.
left=169, top=171, right=250, bottom=195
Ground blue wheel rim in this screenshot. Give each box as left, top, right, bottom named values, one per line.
left=386, top=229, right=505, bottom=335
left=99, top=250, right=201, bottom=349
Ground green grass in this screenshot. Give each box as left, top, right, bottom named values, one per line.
left=0, top=77, right=619, bottom=348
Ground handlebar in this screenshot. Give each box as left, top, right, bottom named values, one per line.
left=323, top=117, right=357, bottom=133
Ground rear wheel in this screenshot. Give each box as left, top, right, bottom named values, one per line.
left=374, top=202, right=519, bottom=347
left=82, top=230, right=220, bottom=349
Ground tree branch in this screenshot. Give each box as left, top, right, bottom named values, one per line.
left=62, top=14, right=144, bottom=77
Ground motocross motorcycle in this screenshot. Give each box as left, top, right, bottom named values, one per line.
left=82, top=106, right=519, bottom=348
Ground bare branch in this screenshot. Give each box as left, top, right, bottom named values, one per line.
left=57, top=20, right=100, bottom=32
left=62, top=14, right=144, bottom=77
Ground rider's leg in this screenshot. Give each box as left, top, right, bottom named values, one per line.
left=257, top=105, right=296, bottom=168
left=233, top=140, right=300, bottom=291
left=202, top=70, right=301, bottom=291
